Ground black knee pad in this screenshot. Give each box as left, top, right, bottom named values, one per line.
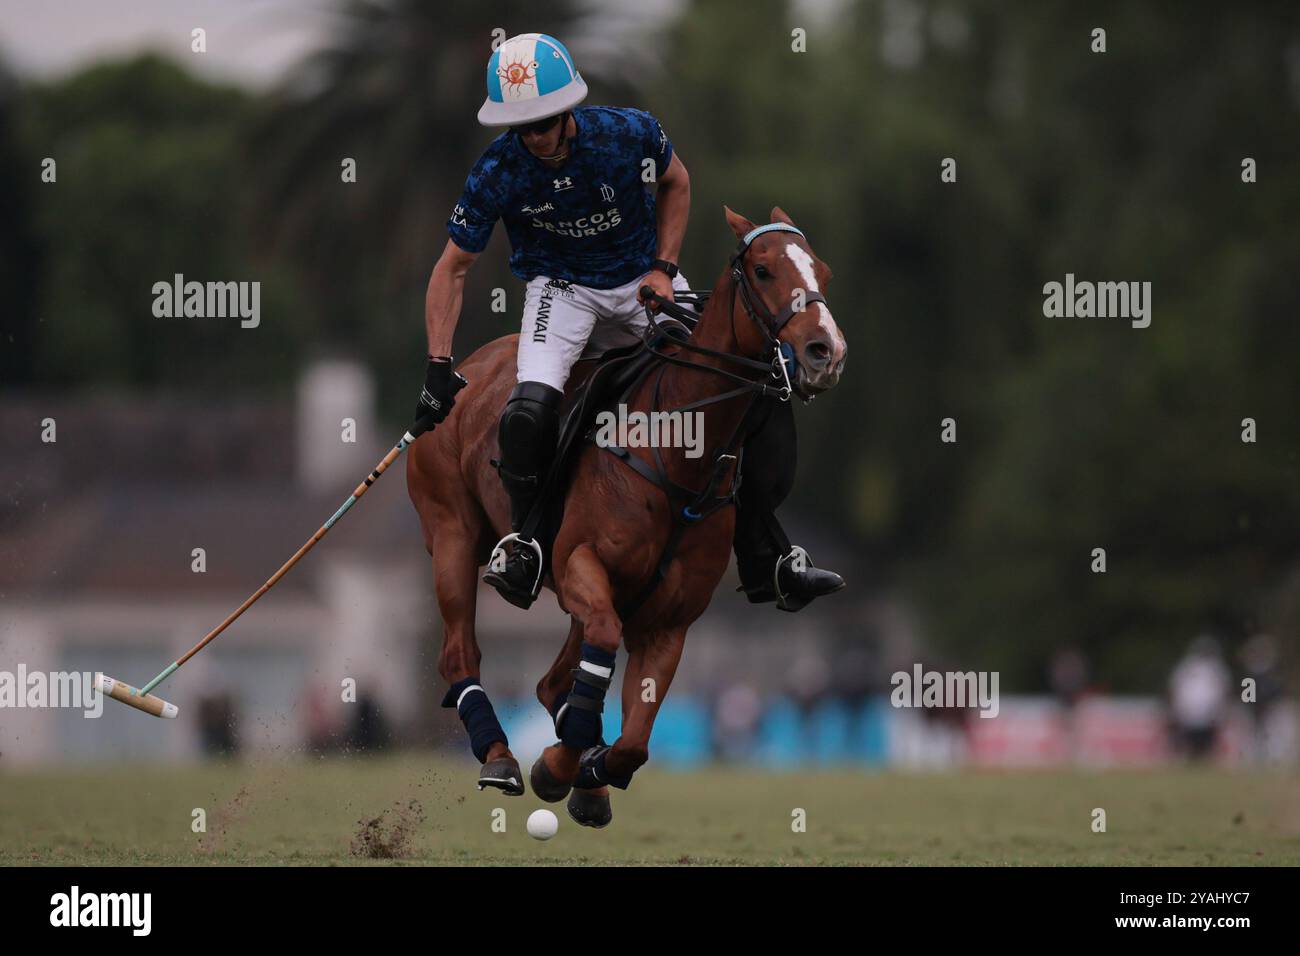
left=498, top=381, right=563, bottom=476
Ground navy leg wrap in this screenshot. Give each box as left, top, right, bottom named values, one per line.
left=547, top=688, right=569, bottom=720
left=557, top=643, right=615, bottom=749
left=442, top=677, right=507, bottom=763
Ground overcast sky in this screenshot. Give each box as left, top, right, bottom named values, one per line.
left=0, top=0, right=842, bottom=88
left=0, top=0, right=342, bottom=87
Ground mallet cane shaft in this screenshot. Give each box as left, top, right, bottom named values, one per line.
left=131, top=374, right=467, bottom=699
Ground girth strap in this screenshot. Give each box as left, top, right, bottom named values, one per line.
left=603, top=444, right=730, bottom=512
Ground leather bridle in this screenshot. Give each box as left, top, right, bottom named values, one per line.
left=729, top=222, right=829, bottom=348
left=639, top=222, right=829, bottom=405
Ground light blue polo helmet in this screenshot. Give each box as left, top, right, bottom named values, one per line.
left=478, top=33, right=588, bottom=127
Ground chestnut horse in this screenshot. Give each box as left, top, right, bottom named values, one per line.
left=406, top=206, right=846, bottom=824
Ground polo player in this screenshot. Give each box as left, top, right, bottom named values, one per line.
left=413, top=33, right=844, bottom=613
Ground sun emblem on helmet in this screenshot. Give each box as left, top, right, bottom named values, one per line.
left=498, top=57, right=538, bottom=95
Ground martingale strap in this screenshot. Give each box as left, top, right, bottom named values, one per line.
left=598, top=365, right=757, bottom=620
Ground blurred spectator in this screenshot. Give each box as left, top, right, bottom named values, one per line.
left=196, top=692, right=240, bottom=758
left=1239, top=633, right=1286, bottom=761
left=346, top=693, right=392, bottom=752
left=1168, top=635, right=1230, bottom=760
left=1049, top=646, right=1091, bottom=759
left=787, top=651, right=831, bottom=714
left=786, top=651, right=832, bottom=751
left=1049, top=646, right=1090, bottom=708
left=712, top=683, right=762, bottom=761
left=830, top=641, right=878, bottom=707
left=304, top=683, right=339, bottom=753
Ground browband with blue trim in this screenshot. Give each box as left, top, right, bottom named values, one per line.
left=730, top=220, right=827, bottom=340
left=738, top=222, right=806, bottom=250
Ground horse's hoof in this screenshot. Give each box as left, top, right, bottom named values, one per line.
left=477, top=755, right=525, bottom=796
left=573, top=745, right=634, bottom=790
left=567, top=788, right=612, bottom=829
left=529, top=753, right=572, bottom=803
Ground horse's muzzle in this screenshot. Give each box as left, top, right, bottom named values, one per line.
left=795, top=336, right=845, bottom=396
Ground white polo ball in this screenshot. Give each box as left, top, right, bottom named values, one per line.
left=526, top=809, right=558, bottom=841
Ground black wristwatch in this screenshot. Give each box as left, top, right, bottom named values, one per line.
left=650, top=258, right=678, bottom=278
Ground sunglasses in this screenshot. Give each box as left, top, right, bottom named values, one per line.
left=512, top=114, right=564, bottom=137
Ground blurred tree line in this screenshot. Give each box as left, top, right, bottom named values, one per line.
left=2, top=0, right=1297, bottom=688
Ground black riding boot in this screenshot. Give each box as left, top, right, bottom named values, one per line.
left=484, top=381, right=562, bottom=609
left=737, top=542, right=846, bottom=612
left=734, top=396, right=845, bottom=612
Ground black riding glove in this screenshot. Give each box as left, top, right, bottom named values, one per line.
left=414, top=355, right=457, bottom=430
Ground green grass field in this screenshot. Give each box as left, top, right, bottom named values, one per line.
left=2, top=755, right=1297, bottom=865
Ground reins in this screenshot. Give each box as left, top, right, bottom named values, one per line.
left=636, top=292, right=792, bottom=406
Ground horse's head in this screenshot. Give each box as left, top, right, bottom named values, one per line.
left=723, top=206, right=847, bottom=399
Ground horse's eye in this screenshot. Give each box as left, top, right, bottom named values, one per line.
left=754, top=265, right=772, bottom=280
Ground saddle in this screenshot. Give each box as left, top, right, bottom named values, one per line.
left=514, top=295, right=705, bottom=565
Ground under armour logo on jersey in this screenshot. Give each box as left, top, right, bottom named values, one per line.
left=599, top=182, right=615, bottom=202
left=553, top=177, right=574, bottom=191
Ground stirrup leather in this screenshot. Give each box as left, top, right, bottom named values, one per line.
left=488, top=532, right=545, bottom=598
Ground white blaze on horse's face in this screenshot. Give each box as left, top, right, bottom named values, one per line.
left=783, top=240, right=847, bottom=394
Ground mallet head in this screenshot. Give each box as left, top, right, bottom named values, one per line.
left=96, top=673, right=179, bottom=719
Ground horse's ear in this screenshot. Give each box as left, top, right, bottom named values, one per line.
left=770, top=206, right=795, bottom=226
left=723, top=205, right=756, bottom=240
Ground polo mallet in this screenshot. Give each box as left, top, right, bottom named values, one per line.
left=98, top=373, right=468, bottom=719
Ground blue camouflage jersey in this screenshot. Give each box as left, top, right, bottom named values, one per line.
left=447, top=106, right=673, bottom=289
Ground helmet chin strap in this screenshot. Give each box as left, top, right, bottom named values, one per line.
left=533, top=111, right=571, bottom=162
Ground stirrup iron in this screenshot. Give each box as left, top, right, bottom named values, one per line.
left=488, top=532, right=545, bottom=598
left=773, top=545, right=811, bottom=611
